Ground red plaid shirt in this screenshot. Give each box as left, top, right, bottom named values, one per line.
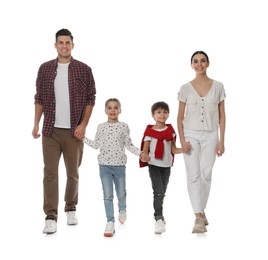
left=34, top=57, right=96, bottom=136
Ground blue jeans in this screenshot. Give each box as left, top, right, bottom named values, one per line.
left=99, top=165, right=126, bottom=222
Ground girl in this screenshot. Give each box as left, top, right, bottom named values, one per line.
left=83, top=98, right=149, bottom=237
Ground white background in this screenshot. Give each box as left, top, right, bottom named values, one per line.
left=1, top=0, right=267, bottom=259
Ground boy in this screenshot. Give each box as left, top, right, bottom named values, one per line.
left=140, top=101, right=188, bottom=234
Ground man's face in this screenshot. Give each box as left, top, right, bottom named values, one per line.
left=54, top=35, right=74, bottom=60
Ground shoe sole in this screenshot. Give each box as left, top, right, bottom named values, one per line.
left=104, top=232, right=115, bottom=237
left=155, top=229, right=166, bottom=234
left=43, top=230, right=57, bottom=234
left=67, top=222, right=78, bottom=225
left=192, top=228, right=207, bottom=233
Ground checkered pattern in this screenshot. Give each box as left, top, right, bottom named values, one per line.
left=34, top=57, right=96, bottom=136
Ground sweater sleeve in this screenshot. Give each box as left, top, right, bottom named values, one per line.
left=83, top=125, right=101, bottom=149
left=124, top=124, right=141, bottom=156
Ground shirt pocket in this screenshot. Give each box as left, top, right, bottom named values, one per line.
left=206, top=98, right=218, bottom=111
left=186, top=98, right=197, bottom=114
left=75, top=78, right=87, bottom=93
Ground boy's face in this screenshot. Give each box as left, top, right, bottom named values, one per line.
left=152, top=108, right=169, bottom=123
left=105, top=101, right=121, bottom=121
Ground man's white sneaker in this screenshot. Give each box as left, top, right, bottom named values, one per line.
left=43, top=219, right=57, bottom=234
left=154, top=219, right=166, bottom=234
left=118, top=210, right=127, bottom=224
left=104, top=222, right=115, bottom=237
left=66, top=211, right=78, bottom=225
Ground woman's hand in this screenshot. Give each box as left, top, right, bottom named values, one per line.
left=181, top=140, right=192, bottom=152
left=216, top=141, right=225, bottom=156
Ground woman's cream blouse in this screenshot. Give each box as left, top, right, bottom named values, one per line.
left=178, top=80, right=226, bottom=131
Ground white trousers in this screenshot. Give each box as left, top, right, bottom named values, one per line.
left=183, top=129, right=218, bottom=213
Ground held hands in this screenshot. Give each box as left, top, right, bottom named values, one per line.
left=174, top=147, right=189, bottom=154
left=74, top=125, right=86, bottom=140
left=140, top=152, right=151, bottom=163
left=181, top=140, right=192, bottom=153
left=172, top=140, right=191, bottom=154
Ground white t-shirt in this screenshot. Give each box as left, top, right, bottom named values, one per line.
left=177, top=80, right=226, bottom=131
left=144, top=126, right=174, bottom=168
left=54, top=62, right=71, bottom=128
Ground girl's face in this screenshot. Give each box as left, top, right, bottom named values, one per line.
left=191, top=53, right=209, bottom=75
left=105, top=101, right=121, bottom=122
left=152, top=108, right=169, bottom=124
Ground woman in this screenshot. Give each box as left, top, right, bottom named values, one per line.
left=177, top=51, right=226, bottom=233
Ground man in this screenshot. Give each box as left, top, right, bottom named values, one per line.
left=32, top=29, right=96, bottom=234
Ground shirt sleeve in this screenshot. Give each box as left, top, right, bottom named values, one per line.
left=86, top=67, right=96, bottom=107
left=34, top=65, right=44, bottom=105
left=219, top=83, right=226, bottom=102
left=124, top=124, right=141, bottom=156
left=177, top=84, right=187, bottom=103
left=144, top=136, right=152, bottom=142
left=83, top=125, right=101, bottom=149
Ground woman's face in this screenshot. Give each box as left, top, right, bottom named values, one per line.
left=191, top=53, right=209, bottom=75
